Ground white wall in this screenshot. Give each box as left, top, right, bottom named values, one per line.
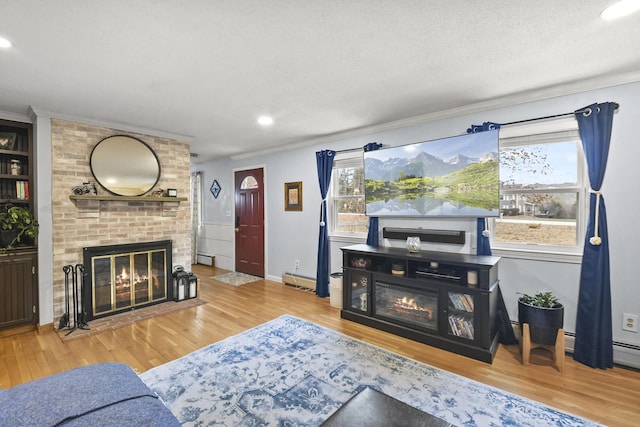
left=197, top=151, right=321, bottom=281
left=33, top=111, right=54, bottom=325
left=194, top=81, right=640, bottom=364
left=197, top=222, right=234, bottom=270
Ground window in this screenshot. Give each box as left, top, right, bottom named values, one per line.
left=492, top=121, right=588, bottom=259
left=330, top=155, right=368, bottom=236
left=240, top=175, right=259, bottom=189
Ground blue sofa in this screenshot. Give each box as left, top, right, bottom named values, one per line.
left=0, top=362, right=180, bottom=426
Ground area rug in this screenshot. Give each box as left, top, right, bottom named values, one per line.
left=140, top=315, right=600, bottom=427
left=212, top=272, right=262, bottom=286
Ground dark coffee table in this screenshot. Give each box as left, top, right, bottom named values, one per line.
left=321, top=387, right=453, bottom=427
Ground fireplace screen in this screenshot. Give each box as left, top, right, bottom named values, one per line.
left=84, top=240, right=172, bottom=320
left=374, top=281, right=438, bottom=332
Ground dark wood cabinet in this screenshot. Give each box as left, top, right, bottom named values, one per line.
left=0, top=249, right=38, bottom=328
left=1, top=119, right=38, bottom=330
left=341, top=244, right=500, bottom=363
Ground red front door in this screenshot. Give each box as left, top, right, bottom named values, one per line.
left=234, top=168, right=265, bottom=277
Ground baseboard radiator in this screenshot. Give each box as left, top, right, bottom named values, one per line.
left=196, top=254, right=215, bottom=266
left=282, top=273, right=316, bottom=291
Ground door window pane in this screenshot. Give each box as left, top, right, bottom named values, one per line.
left=240, top=176, right=259, bottom=189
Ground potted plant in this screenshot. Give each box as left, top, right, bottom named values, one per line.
left=0, top=204, right=39, bottom=251
left=518, top=290, right=564, bottom=346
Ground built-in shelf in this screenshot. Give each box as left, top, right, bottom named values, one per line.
left=0, top=119, right=37, bottom=330
left=69, top=195, right=187, bottom=218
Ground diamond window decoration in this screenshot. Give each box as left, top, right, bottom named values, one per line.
left=210, top=179, right=221, bottom=199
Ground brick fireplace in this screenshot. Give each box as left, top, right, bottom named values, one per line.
left=50, top=119, right=191, bottom=325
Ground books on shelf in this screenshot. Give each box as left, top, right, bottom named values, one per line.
left=449, top=292, right=474, bottom=339
left=448, top=314, right=474, bottom=339
left=0, top=126, right=31, bottom=205
left=14, top=180, right=29, bottom=200
left=448, top=292, right=474, bottom=312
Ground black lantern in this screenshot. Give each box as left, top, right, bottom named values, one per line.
left=172, top=266, right=189, bottom=301
left=187, top=273, right=198, bottom=299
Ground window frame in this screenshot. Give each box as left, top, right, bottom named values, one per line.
left=329, top=153, right=368, bottom=240
left=490, top=121, right=588, bottom=263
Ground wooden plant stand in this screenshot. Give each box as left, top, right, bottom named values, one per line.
left=520, top=323, right=565, bottom=372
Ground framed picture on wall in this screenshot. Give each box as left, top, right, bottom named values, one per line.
left=210, top=179, right=221, bottom=199
left=284, top=181, right=302, bottom=211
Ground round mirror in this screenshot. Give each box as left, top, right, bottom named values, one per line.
left=90, top=135, right=161, bottom=196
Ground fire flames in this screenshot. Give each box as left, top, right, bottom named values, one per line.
left=119, top=265, right=129, bottom=283
left=114, top=266, right=160, bottom=289
left=394, top=296, right=433, bottom=320
left=89, top=244, right=169, bottom=317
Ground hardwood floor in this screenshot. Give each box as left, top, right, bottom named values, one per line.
left=1, top=264, right=638, bottom=426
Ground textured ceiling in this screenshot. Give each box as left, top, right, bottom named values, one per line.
left=1, top=1, right=639, bottom=162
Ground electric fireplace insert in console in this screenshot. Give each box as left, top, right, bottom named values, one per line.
left=374, top=281, right=438, bottom=332
left=341, top=244, right=500, bottom=363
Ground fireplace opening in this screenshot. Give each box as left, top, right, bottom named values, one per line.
left=83, top=240, right=172, bottom=320
left=374, top=281, right=438, bottom=333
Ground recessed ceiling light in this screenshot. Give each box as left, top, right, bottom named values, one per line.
left=601, top=0, right=640, bottom=20
left=257, top=116, right=274, bottom=126
left=0, top=37, right=12, bottom=48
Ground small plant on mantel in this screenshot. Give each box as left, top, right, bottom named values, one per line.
left=0, top=204, right=39, bottom=252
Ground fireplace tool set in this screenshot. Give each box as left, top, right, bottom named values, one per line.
left=59, top=264, right=90, bottom=335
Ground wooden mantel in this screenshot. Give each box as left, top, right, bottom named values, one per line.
left=69, top=195, right=188, bottom=218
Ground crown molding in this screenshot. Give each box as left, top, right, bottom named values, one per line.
left=0, top=109, right=32, bottom=123
left=28, top=106, right=195, bottom=143
left=231, top=73, right=640, bottom=161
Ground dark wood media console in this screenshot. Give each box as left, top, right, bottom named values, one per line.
left=341, top=244, right=501, bottom=363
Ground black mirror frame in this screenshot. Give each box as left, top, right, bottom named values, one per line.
left=90, top=135, right=161, bottom=196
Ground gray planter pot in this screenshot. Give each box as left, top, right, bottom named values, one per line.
left=518, top=299, right=564, bottom=345
left=0, top=230, right=18, bottom=248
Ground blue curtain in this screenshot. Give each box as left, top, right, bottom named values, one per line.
left=476, top=218, right=492, bottom=256
left=364, top=142, right=383, bottom=247
left=467, top=122, right=501, bottom=256
left=316, top=150, right=335, bottom=298
left=573, top=102, right=616, bottom=369
left=366, top=217, right=379, bottom=246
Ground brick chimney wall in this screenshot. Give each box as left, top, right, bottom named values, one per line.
left=50, top=119, right=191, bottom=323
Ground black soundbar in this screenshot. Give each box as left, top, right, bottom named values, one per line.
left=382, top=228, right=465, bottom=245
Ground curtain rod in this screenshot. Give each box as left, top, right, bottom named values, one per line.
left=500, top=102, right=619, bottom=127
left=334, top=146, right=364, bottom=154
left=334, top=102, right=620, bottom=151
